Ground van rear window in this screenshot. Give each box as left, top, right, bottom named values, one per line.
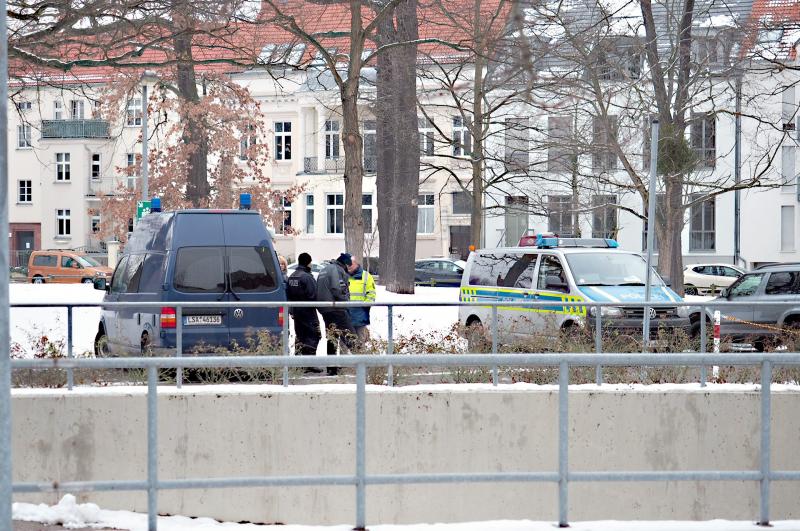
left=229, top=246, right=278, bottom=292
left=174, top=247, right=225, bottom=293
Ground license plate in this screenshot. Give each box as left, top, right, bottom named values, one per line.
left=184, top=315, right=223, bottom=326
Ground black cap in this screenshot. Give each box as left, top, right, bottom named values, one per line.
left=298, top=252, right=312, bottom=267
left=337, top=253, right=353, bottom=267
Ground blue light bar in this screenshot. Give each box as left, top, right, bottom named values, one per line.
left=150, top=197, right=161, bottom=213
left=605, top=239, right=619, bottom=248
left=239, top=193, right=252, bottom=211
left=536, top=234, right=559, bottom=248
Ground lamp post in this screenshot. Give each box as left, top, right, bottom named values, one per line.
left=140, top=71, right=158, bottom=201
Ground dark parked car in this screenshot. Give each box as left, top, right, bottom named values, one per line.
left=414, top=258, right=466, bottom=287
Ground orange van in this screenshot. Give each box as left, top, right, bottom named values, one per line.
left=27, top=250, right=113, bottom=284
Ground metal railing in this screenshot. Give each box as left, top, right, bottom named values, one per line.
left=6, top=299, right=800, bottom=530
left=40, top=119, right=110, bottom=139
left=302, top=156, right=377, bottom=175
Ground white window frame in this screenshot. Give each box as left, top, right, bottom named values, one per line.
left=69, top=99, right=85, bottom=120
left=419, top=117, right=435, bottom=157
left=126, top=153, right=138, bottom=190
left=239, top=125, right=256, bottom=161
left=91, top=153, right=102, bottom=180
left=91, top=215, right=101, bottom=234
left=325, top=120, right=341, bottom=159
left=278, top=197, right=292, bottom=235
left=689, top=193, right=715, bottom=251
left=417, top=194, right=435, bottom=234
left=56, top=209, right=71, bottom=237
left=126, top=97, right=143, bottom=127
left=274, top=121, right=292, bottom=161
left=305, top=194, right=315, bottom=234
left=16, top=101, right=32, bottom=112
left=53, top=100, right=63, bottom=120
left=56, top=153, right=71, bottom=181
left=326, top=193, right=344, bottom=234
left=18, top=180, right=32, bottom=203
left=781, top=205, right=796, bottom=252
left=452, top=116, right=471, bottom=157
left=362, top=193, right=374, bottom=234
left=17, top=124, right=31, bottom=149
left=691, top=112, right=716, bottom=168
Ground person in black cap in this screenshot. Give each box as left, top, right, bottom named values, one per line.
left=316, top=252, right=358, bottom=375
left=286, top=252, right=322, bottom=373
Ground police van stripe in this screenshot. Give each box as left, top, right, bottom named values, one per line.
left=460, top=287, right=586, bottom=315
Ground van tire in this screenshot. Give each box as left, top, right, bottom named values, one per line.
left=94, top=326, right=109, bottom=357
left=32, top=276, right=44, bottom=284
left=81, top=278, right=93, bottom=284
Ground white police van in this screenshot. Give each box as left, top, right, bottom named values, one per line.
left=459, top=236, right=690, bottom=344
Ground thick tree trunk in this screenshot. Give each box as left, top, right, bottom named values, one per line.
left=342, top=88, right=365, bottom=261
left=173, top=19, right=209, bottom=207
left=469, top=32, right=485, bottom=249
left=376, top=0, right=419, bottom=293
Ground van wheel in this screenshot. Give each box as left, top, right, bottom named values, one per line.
left=95, top=326, right=109, bottom=357
left=32, top=276, right=44, bottom=284
left=81, top=278, right=93, bottom=284
left=466, top=318, right=487, bottom=353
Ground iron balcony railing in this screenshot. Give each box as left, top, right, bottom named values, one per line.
left=40, top=119, right=110, bottom=139
left=6, top=299, right=800, bottom=531
left=302, top=156, right=377, bottom=174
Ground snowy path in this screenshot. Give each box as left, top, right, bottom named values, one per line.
left=12, top=495, right=800, bottom=531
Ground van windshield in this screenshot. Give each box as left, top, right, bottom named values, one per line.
left=565, top=253, right=664, bottom=287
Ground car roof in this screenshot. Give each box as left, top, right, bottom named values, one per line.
left=752, top=263, right=800, bottom=272
left=482, top=246, right=637, bottom=255
left=687, top=263, right=742, bottom=268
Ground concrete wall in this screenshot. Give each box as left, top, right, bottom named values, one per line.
left=11, top=385, right=800, bottom=525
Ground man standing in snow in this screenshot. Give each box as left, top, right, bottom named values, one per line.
left=286, top=252, right=322, bottom=373
left=347, top=258, right=376, bottom=342
left=316, top=253, right=358, bottom=375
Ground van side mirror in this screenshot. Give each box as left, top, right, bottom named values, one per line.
left=93, top=278, right=108, bottom=291
left=545, top=275, right=568, bottom=292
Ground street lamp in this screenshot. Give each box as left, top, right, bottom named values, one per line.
left=139, top=70, right=158, bottom=201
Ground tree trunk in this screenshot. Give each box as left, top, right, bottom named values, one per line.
left=342, top=88, right=365, bottom=261
left=376, top=0, right=419, bottom=293
left=469, top=27, right=485, bottom=249
left=172, top=17, right=209, bottom=207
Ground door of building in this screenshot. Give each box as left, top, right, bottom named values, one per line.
left=449, top=225, right=472, bottom=260
left=504, top=196, right=528, bottom=247
left=15, top=231, right=35, bottom=268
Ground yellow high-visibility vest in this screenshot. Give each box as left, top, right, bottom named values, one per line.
left=349, top=270, right=376, bottom=302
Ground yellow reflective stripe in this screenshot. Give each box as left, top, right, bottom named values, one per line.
left=460, top=287, right=586, bottom=315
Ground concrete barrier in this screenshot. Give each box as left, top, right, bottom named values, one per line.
left=11, top=384, right=800, bottom=525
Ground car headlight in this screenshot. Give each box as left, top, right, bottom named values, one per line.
left=96, top=272, right=107, bottom=277
left=589, top=306, right=624, bottom=318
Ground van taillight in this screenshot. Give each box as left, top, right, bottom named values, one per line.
left=161, top=307, right=176, bottom=329
left=278, top=307, right=284, bottom=327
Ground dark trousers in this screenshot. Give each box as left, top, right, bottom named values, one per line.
left=292, top=309, right=321, bottom=355
left=320, top=310, right=357, bottom=355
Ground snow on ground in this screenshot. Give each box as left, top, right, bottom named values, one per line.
left=7, top=284, right=461, bottom=358
left=10, top=284, right=104, bottom=357
left=12, top=495, right=800, bottom=531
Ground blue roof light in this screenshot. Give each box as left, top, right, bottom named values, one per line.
left=605, top=239, right=619, bottom=248
left=536, top=234, right=559, bottom=248
left=150, top=197, right=161, bottom=212
left=239, top=193, right=252, bottom=210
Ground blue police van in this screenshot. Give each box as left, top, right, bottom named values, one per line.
left=94, top=199, right=286, bottom=356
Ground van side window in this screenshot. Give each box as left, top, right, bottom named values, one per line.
left=537, top=255, right=568, bottom=293
left=468, top=253, right=520, bottom=286
left=33, top=255, right=57, bottom=267
left=138, top=254, right=166, bottom=293
left=174, top=247, right=225, bottom=293
left=61, top=256, right=80, bottom=268
left=125, top=254, right=145, bottom=293
left=505, top=254, right=537, bottom=288
left=229, top=246, right=278, bottom=292
left=110, top=256, right=130, bottom=294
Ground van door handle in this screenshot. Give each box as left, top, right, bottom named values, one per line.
left=137, top=313, right=141, bottom=325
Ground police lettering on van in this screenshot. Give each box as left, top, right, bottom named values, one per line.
left=458, top=236, right=690, bottom=346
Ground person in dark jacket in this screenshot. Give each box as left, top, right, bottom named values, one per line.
left=286, top=253, right=322, bottom=373
left=316, top=253, right=358, bottom=375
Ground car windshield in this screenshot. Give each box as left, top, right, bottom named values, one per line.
left=77, top=255, right=101, bottom=267
left=565, top=252, right=665, bottom=287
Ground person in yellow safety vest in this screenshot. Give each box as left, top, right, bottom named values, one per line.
left=347, top=258, right=377, bottom=342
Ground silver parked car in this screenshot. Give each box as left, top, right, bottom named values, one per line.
left=699, top=264, right=800, bottom=350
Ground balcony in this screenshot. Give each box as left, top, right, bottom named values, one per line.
left=303, top=156, right=377, bottom=174
left=87, top=178, right=120, bottom=197
left=41, top=119, right=110, bottom=140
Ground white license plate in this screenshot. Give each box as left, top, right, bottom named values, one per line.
left=184, top=315, right=223, bottom=326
